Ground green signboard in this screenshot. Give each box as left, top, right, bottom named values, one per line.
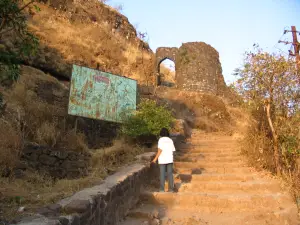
left=68, top=65, right=137, bottom=123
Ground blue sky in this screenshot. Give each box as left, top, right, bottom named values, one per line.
left=108, top=0, right=300, bottom=84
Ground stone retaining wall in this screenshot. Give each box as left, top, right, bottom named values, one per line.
left=11, top=152, right=156, bottom=225
left=22, top=143, right=91, bottom=179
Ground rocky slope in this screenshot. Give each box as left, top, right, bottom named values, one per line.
left=2, top=0, right=155, bottom=84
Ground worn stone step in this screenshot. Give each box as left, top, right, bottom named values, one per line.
left=178, top=148, right=241, bottom=154
left=175, top=152, right=243, bottom=160
left=175, top=155, right=243, bottom=163
left=126, top=203, right=166, bottom=219
left=158, top=206, right=299, bottom=225
left=174, top=161, right=246, bottom=168
left=175, top=173, right=258, bottom=182
left=123, top=204, right=299, bottom=225
left=119, top=217, right=147, bottom=225
left=175, top=166, right=255, bottom=174
left=139, top=192, right=292, bottom=212
left=177, top=180, right=283, bottom=194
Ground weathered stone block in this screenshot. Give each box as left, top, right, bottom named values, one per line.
left=155, top=42, right=228, bottom=95
left=64, top=200, right=90, bottom=214
left=50, top=151, right=69, bottom=160
left=39, top=154, right=57, bottom=166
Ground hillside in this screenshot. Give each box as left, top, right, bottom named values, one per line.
left=4, top=1, right=297, bottom=224
left=2, top=0, right=155, bottom=84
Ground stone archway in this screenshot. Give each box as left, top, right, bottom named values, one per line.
left=155, top=42, right=227, bottom=95
left=157, top=58, right=176, bottom=87
left=155, top=47, right=178, bottom=86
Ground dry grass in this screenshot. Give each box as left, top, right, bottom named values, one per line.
left=0, top=139, right=144, bottom=221
left=2, top=67, right=89, bottom=153
left=156, top=88, right=233, bottom=132
left=57, top=130, right=88, bottom=153
left=34, top=121, right=59, bottom=147
left=0, top=119, right=22, bottom=173
left=160, top=65, right=175, bottom=83
left=240, top=116, right=300, bottom=205
left=26, top=2, right=155, bottom=85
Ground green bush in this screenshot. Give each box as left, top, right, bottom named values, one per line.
left=121, top=98, right=174, bottom=138
left=0, top=0, right=39, bottom=85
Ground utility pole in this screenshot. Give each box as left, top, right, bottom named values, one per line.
left=279, top=26, right=300, bottom=66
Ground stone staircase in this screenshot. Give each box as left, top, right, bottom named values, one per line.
left=119, top=130, right=299, bottom=225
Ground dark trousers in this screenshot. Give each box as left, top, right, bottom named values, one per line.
left=159, top=163, right=174, bottom=191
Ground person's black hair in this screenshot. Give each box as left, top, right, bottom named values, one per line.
left=160, top=128, right=170, bottom=137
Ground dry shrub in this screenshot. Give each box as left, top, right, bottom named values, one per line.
left=91, top=139, right=143, bottom=174
left=291, top=169, right=300, bottom=200
left=25, top=3, right=155, bottom=85
left=194, top=117, right=219, bottom=132
left=8, top=81, right=56, bottom=138
left=34, top=121, right=59, bottom=147
left=2, top=72, right=90, bottom=156
left=0, top=120, right=22, bottom=172
left=57, top=130, right=88, bottom=153
left=241, top=124, right=275, bottom=172
left=0, top=138, right=145, bottom=220
left=156, top=88, right=233, bottom=132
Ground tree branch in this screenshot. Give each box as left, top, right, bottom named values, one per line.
left=18, top=0, right=36, bottom=12
left=0, top=18, right=6, bottom=32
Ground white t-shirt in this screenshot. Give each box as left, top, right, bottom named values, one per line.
left=158, top=137, right=176, bottom=164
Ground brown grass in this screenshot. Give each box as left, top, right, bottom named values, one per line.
left=240, top=115, right=300, bottom=204
left=160, top=65, right=175, bottom=83
left=0, top=119, right=22, bottom=173
left=57, top=130, right=88, bottom=153
left=34, top=121, right=59, bottom=147
left=156, top=88, right=233, bottom=132
left=0, top=139, right=144, bottom=220
left=27, top=2, right=155, bottom=85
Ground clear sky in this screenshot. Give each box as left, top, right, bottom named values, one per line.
left=108, top=0, right=300, bottom=84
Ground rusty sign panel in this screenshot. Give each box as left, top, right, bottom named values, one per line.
left=68, top=65, right=137, bottom=123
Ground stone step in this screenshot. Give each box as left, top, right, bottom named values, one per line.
left=126, top=203, right=166, bottom=219
left=139, top=192, right=293, bottom=212
left=177, top=180, right=283, bottom=194
left=175, top=173, right=258, bottom=182
left=119, top=217, right=147, bottom=225
left=175, top=166, right=255, bottom=174
left=175, top=155, right=244, bottom=163
left=174, top=161, right=246, bottom=168
left=176, top=152, right=242, bottom=159
left=123, top=204, right=299, bottom=225
left=178, top=148, right=241, bottom=154
left=158, top=207, right=299, bottom=225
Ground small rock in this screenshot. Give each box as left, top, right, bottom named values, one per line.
left=17, top=206, right=25, bottom=212
left=64, top=200, right=90, bottom=214
left=150, top=218, right=160, bottom=225
left=150, top=209, right=159, bottom=219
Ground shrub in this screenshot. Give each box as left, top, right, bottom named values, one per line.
left=57, top=130, right=88, bottom=153
left=0, top=119, right=22, bottom=173
left=35, top=121, right=59, bottom=147
left=121, top=98, right=174, bottom=138
left=0, top=0, right=39, bottom=84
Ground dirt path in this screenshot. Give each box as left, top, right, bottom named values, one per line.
left=120, top=130, right=299, bottom=225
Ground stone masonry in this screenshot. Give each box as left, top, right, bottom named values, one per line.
left=11, top=152, right=157, bottom=225
left=155, top=42, right=228, bottom=95
left=21, top=143, right=91, bottom=179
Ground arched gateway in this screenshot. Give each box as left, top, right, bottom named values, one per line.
left=154, top=42, right=227, bottom=95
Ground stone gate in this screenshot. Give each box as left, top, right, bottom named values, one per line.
left=155, top=42, right=227, bottom=95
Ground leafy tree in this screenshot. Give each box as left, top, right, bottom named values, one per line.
left=234, top=45, right=300, bottom=175
left=121, top=98, right=175, bottom=138
left=0, top=0, right=39, bottom=85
